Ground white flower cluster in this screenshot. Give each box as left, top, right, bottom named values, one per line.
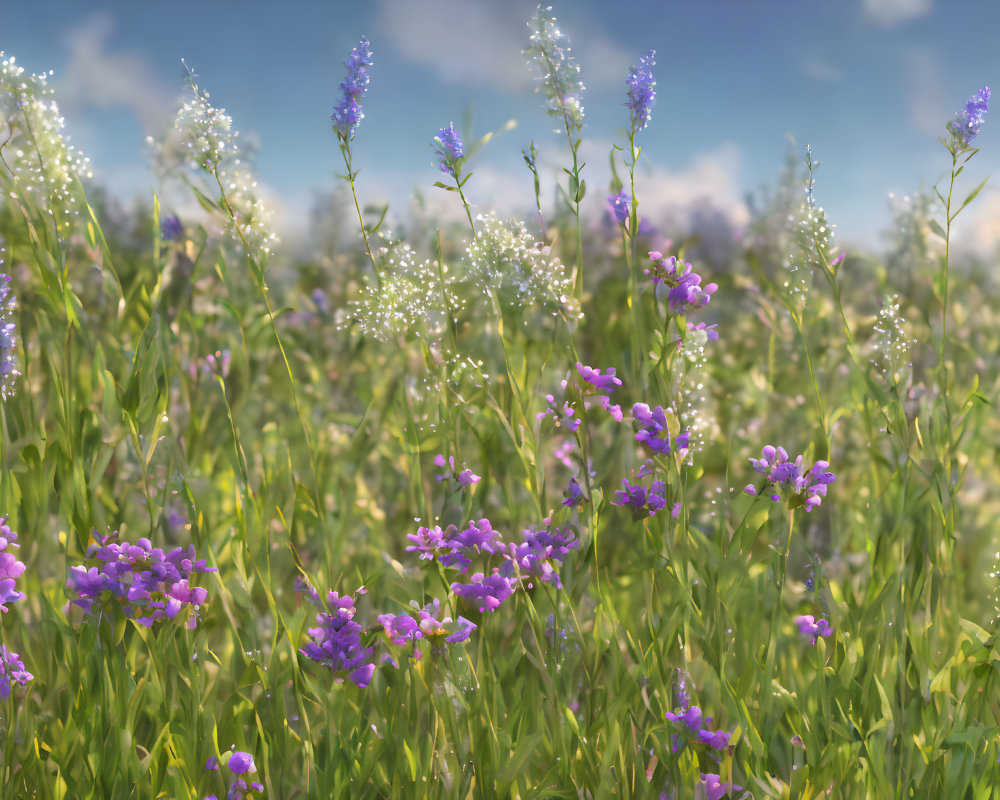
left=0, top=270, right=19, bottom=401
left=783, top=147, right=837, bottom=312
left=524, top=6, right=585, bottom=134
left=348, top=232, right=466, bottom=344
left=149, top=75, right=277, bottom=261
left=0, top=53, right=92, bottom=232
left=871, top=295, right=916, bottom=388
left=216, top=166, right=277, bottom=259
left=465, top=213, right=581, bottom=321
left=171, top=86, right=237, bottom=170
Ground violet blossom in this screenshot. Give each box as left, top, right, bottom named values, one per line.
left=66, top=535, right=214, bottom=629
left=794, top=614, right=833, bottom=645
left=299, top=589, right=376, bottom=688
left=744, top=445, right=836, bottom=512
left=645, top=251, right=717, bottom=314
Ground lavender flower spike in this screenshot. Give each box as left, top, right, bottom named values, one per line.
left=331, top=38, right=373, bottom=141
left=626, top=50, right=656, bottom=131
left=0, top=645, right=32, bottom=698
left=948, top=86, right=990, bottom=148
left=432, top=122, right=465, bottom=179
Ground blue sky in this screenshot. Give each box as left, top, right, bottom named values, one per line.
left=4, top=0, right=999, bottom=253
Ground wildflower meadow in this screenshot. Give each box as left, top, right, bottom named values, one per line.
left=1, top=5, right=1000, bottom=799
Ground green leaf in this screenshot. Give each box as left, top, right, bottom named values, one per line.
left=927, top=218, right=947, bottom=239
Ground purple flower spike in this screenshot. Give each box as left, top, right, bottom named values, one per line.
left=632, top=403, right=689, bottom=456
left=433, top=455, right=482, bottom=488
left=702, top=773, right=743, bottom=800
left=299, top=588, right=376, bottom=688
left=949, top=86, right=989, bottom=148
left=66, top=536, right=214, bottom=628
left=160, top=215, right=183, bottom=241
left=794, top=614, right=834, bottom=645
left=0, top=645, right=32, bottom=699
left=405, top=524, right=449, bottom=561
left=451, top=570, right=517, bottom=613
left=626, top=50, right=656, bottom=131
left=698, top=728, right=732, bottom=750
left=378, top=612, right=422, bottom=647
left=576, top=363, right=622, bottom=394
left=748, top=445, right=835, bottom=512
left=665, top=703, right=734, bottom=755
left=645, top=252, right=716, bottom=315
left=331, top=38, right=373, bottom=141
left=498, top=524, right=578, bottom=590
left=227, top=752, right=256, bottom=775
left=665, top=705, right=703, bottom=731
left=562, top=476, right=586, bottom=507
left=609, top=190, right=630, bottom=223
left=415, top=598, right=477, bottom=645
left=433, top=122, right=465, bottom=178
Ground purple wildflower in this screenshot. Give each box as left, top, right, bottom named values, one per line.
left=433, top=454, right=481, bottom=488
left=439, top=518, right=506, bottom=572
left=498, top=525, right=578, bottom=589
left=562, top=476, right=586, bottom=507
left=228, top=752, right=256, bottom=775
left=0, top=645, right=32, bottom=698
left=331, top=38, right=373, bottom=141
left=299, top=589, right=376, bottom=688
left=612, top=476, right=668, bottom=520
left=451, top=570, right=517, bottom=613
left=208, top=752, right=263, bottom=800
left=632, top=403, right=690, bottom=456
left=748, top=445, right=836, bottom=512
left=379, top=599, right=476, bottom=653
left=702, top=774, right=743, bottom=800
left=626, top=50, right=656, bottom=131
left=0, top=517, right=24, bottom=613
left=665, top=705, right=733, bottom=753
left=416, top=598, right=476, bottom=644
left=794, top=614, right=833, bottom=645
left=0, top=274, right=20, bottom=400
left=537, top=393, right=581, bottom=432
left=609, top=190, right=630, bottom=223
left=405, top=524, right=450, bottom=561
left=576, top=362, right=622, bottom=394
left=432, top=122, right=465, bottom=179
left=160, top=215, right=183, bottom=241
left=378, top=612, right=421, bottom=647
left=645, top=252, right=717, bottom=314
left=948, top=86, right=990, bottom=148
left=66, top=535, right=215, bottom=628
left=685, top=322, right=719, bottom=343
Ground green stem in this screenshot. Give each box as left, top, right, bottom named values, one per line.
left=339, top=142, right=380, bottom=285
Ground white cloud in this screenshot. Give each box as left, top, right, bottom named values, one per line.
left=626, top=143, right=750, bottom=234
left=861, top=0, right=933, bottom=27
left=903, top=48, right=948, bottom=136
left=801, top=55, right=845, bottom=83
left=375, top=0, right=632, bottom=93
left=55, top=12, right=176, bottom=134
